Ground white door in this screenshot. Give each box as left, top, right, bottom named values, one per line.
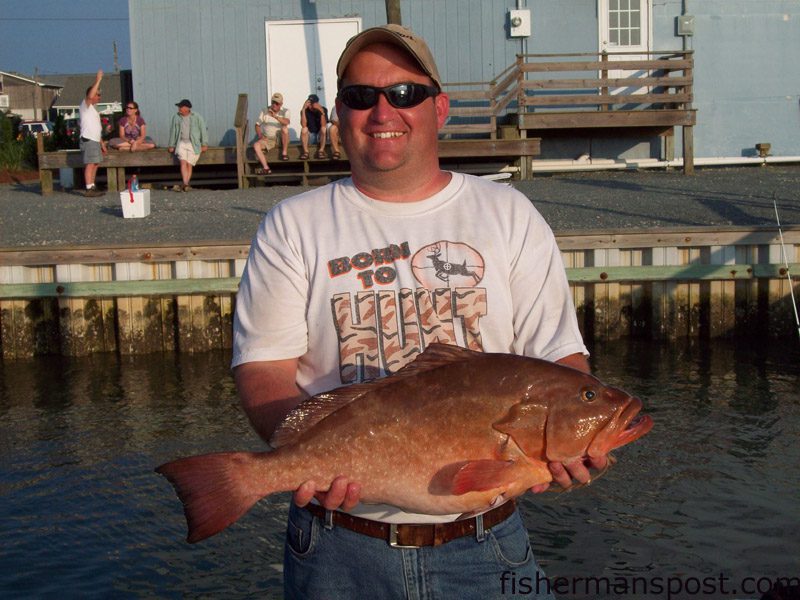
left=266, top=18, right=360, bottom=140
left=598, top=0, right=652, bottom=95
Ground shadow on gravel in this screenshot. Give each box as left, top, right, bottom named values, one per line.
left=99, top=206, right=125, bottom=218
left=546, top=173, right=799, bottom=226
left=230, top=206, right=269, bottom=216
left=560, top=172, right=796, bottom=205
left=536, top=195, right=702, bottom=227
left=5, top=182, right=43, bottom=195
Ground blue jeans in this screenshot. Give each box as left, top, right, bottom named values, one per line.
left=284, top=502, right=556, bottom=599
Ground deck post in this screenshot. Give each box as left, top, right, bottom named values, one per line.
left=37, top=136, right=54, bottom=194
left=682, top=51, right=695, bottom=175
left=515, top=54, right=525, bottom=138
left=683, top=125, right=695, bottom=175
left=600, top=52, right=609, bottom=111
left=234, top=93, right=249, bottom=189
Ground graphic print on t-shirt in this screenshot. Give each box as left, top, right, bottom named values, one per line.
left=329, top=240, right=487, bottom=383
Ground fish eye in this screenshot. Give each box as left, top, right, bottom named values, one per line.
left=581, top=388, right=597, bottom=402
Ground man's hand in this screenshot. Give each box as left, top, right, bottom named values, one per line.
left=293, top=475, right=361, bottom=511
left=95, top=68, right=103, bottom=82
left=530, top=455, right=609, bottom=494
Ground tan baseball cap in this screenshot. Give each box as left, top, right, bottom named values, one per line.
left=271, top=92, right=284, bottom=104
left=336, top=24, right=442, bottom=90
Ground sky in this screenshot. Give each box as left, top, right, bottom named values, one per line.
left=0, top=0, right=131, bottom=76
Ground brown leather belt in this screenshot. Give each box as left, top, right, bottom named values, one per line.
left=304, top=500, right=516, bottom=548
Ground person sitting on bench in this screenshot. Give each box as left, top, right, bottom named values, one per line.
left=109, top=101, right=156, bottom=151
left=253, top=92, right=290, bottom=174
left=299, top=94, right=328, bottom=160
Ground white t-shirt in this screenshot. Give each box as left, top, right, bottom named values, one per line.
left=257, top=106, right=291, bottom=139
left=232, top=172, right=587, bottom=522
left=79, top=100, right=102, bottom=142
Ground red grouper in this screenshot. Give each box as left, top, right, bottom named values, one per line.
left=156, top=343, right=653, bottom=543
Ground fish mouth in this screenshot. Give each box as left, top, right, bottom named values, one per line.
left=610, top=399, right=653, bottom=450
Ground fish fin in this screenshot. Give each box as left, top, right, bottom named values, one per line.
left=155, top=452, right=265, bottom=543
left=451, top=459, right=516, bottom=495
left=458, top=494, right=508, bottom=519
left=409, top=342, right=484, bottom=367
left=492, top=402, right=548, bottom=459
left=271, top=343, right=484, bottom=448
left=270, top=387, right=372, bottom=447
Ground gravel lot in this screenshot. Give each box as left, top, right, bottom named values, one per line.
left=1, top=165, right=798, bottom=249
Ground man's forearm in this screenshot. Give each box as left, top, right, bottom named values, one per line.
left=555, top=352, right=590, bottom=374
left=234, top=359, right=307, bottom=443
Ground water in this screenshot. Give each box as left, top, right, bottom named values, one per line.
left=0, top=341, right=798, bottom=599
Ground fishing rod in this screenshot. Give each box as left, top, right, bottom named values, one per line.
left=773, top=192, right=800, bottom=342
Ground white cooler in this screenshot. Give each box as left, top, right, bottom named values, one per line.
left=119, top=189, right=151, bottom=218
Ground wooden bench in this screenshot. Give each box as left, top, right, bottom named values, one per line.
left=37, top=138, right=540, bottom=193
left=36, top=138, right=238, bottom=194
left=233, top=94, right=541, bottom=185
left=236, top=137, right=541, bottom=185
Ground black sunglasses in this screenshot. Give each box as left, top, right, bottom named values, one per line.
left=338, top=83, right=439, bottom=110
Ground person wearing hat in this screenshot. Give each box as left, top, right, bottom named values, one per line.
left=167, top=99, right=208, bottom=192
left=232, top=24, right=603, bottom=598
left=299, top=93, right=328, bottom=159
left=253, top=92, right=291, bottom=175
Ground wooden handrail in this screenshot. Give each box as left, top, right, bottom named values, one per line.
left=523, top=76, right=692, bottom=90
left=520, top=59, right=693, bottom=72
left=520, top=50, right=694, bottom=58
left=523, top=92, right=693, bottom=107
left=233, top=93, right=248, bottom=129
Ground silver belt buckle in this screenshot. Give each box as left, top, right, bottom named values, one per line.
left=388, top=523, right=422, bottom=549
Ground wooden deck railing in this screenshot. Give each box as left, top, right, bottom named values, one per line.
left=442, top=50, right=696, bottom=172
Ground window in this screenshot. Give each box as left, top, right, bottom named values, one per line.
left=608, top=0, right=642, bottom=47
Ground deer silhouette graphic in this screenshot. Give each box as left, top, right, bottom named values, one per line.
left=426, top=243, right=481, bottom=284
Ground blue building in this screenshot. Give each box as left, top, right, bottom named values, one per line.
left=129, top=0, right=800, bottom=163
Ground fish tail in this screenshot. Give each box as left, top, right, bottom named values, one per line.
left=155, top=451, right=267, bottom=543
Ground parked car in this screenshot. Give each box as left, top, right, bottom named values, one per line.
left=64, top=117, right=80, bottom=141
left=18, top=121, right=54, bottom=139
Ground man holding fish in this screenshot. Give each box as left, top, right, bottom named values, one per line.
left=229, top=24, right=612, bottom=599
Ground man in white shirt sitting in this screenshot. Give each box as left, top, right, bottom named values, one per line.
left=253, top=92, right=291, bottom=175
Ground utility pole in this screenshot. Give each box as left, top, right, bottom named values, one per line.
left=33, top=67, right=40, bottom=120
left=385, top=0, right=402, bottom=25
